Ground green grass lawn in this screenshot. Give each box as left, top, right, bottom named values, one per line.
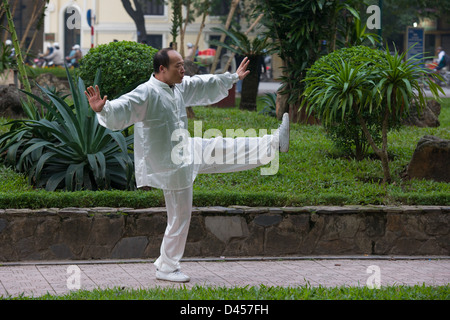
left=0, top=96, right=448, bottom=206
left=4, top=284, right=449, bottom=300
left=187, top=97, right=449, bottom=205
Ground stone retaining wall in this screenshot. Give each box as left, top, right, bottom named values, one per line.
left=0, top=206, right=449, bottom=261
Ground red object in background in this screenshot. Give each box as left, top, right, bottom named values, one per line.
left=426, top=62, right=438, bottom=70
left=197, top=48, right=216, bottom=65
left=198, top=48, right=216, bottom=56
left=213, top=84, right=236, bottom=108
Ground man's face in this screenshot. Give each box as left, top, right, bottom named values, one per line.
left=160, top=50, right=185, bottom=86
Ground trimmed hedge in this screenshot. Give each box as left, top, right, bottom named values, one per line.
left=78, top=41, right=158, bottom=99
left=0, top=190, right=448, bottom=209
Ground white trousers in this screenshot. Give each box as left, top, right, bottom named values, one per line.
left=154, top=134, right=278, bottom=273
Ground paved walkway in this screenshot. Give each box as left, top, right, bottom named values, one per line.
left=257, top=81, right=450, bottom=97
left=1, top=256, right=449, bottom=298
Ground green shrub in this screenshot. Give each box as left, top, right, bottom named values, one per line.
left=302, top=45, right=442, bottom=183
left=304, top=46, right=402, bottom=160
left=0, top=190, right=164, bottom=209
left=0, top=67, right=135, bottom=191
left=79, top=41, right=158, bottom=99
left=259, top=92, right=277, bottom=117
left=0, top=42, right=16, bottom=74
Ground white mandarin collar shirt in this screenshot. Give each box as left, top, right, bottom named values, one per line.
left=96, top=72, right=239, bottom=190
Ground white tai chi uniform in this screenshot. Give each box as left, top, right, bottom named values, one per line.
left=97, top=73, right=279, bottom=273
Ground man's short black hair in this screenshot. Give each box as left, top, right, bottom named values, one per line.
left=153, top=48, right=175, bottom=74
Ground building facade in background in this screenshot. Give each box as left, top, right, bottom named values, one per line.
left=44, top=0, right=245, bottom=57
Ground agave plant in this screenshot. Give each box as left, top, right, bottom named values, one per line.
left=0, top=66, right=135, bottom=191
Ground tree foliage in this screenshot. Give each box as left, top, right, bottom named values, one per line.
left=304, top=46, right=390, bottom=160
left=78, top=40, right=158, bottom=100
left=257, top=0, right=364, bottom=122
left=302, top=45, right=443, bottom=183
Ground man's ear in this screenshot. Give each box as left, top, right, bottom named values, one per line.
left=159, top=65, right=166, bottom=73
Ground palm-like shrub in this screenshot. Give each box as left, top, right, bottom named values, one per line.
left=302, top=46, right=443, bottom=183
left=304, top=46, right=398, bottom=160
left=0, top=67, right=135, bottom=191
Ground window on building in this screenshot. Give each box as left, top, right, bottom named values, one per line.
left=146, top=35, right=163, bottom=49
left=211, top=0, right=230, bottom=16
left=142, top=0, right=165, bottom=16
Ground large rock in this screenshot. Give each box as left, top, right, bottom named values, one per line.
left=402, top=100, right=441, bottom=127
left=0, top=85, right=26, bottom=118
left=0, top=73, right=69, bottom=119
left=406, top=135, right=450, bottom=182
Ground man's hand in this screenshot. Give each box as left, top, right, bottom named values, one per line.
left=85, top=85, right=107, bottom=113
left=236, top=57, right=251, bottom=81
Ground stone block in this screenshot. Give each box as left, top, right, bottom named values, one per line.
left=111, top=236, right=149, bottom=259
left=0, top=218, right=6, bottom=233
left=205, top=216, right=249, bottom=243
left=135, top=215, right=167, bottom=236
left=88, top=215, right=124, bottom=245
left=254, top=214, right=282, bottom=227
left=50, top=243, right=74, bottom=259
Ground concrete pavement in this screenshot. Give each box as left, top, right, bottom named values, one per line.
left=0, top=256, right=449, bottom=298
left=257, top=81, right=450, bottom=97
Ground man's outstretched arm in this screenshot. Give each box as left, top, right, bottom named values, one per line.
left=85, top=83, right=150, bottom=131
left=181, top=56, right=251, bottom=107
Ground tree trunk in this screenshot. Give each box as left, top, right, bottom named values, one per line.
left=239, top=56, right=259, bottom=111
left=355, top=132, right=363, bottom=161
left=275, top=58, right=290, bottom=119
left=354, top=103, right=391, bottom=184
left=380, top=104, right=392, bottom=183
left=275, top=91, right=289, bottom=119
left=121, top=0, right=147, bottom=43
left=2, top=0, right=33, bottom=114
left=296, top=98, right=319, bottom=124
left=191, top=3, right=209, bottom=61
left=210, top=0, right=240, bottom=74
left=180, top=0, right=191, bottom=58
left=19, top=0, right=46, bottom=49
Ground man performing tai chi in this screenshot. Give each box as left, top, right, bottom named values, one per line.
left=85, top=48, right=290, bottom=283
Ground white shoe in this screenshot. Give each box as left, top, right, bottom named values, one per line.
left=156, top=269, right=191, bottom=283
left=278, top=113, right=290, bottom=153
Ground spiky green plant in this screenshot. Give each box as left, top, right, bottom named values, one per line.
left=0, top=66, right=135, bottom=191
left=302, top=45, right=443, bottom=183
